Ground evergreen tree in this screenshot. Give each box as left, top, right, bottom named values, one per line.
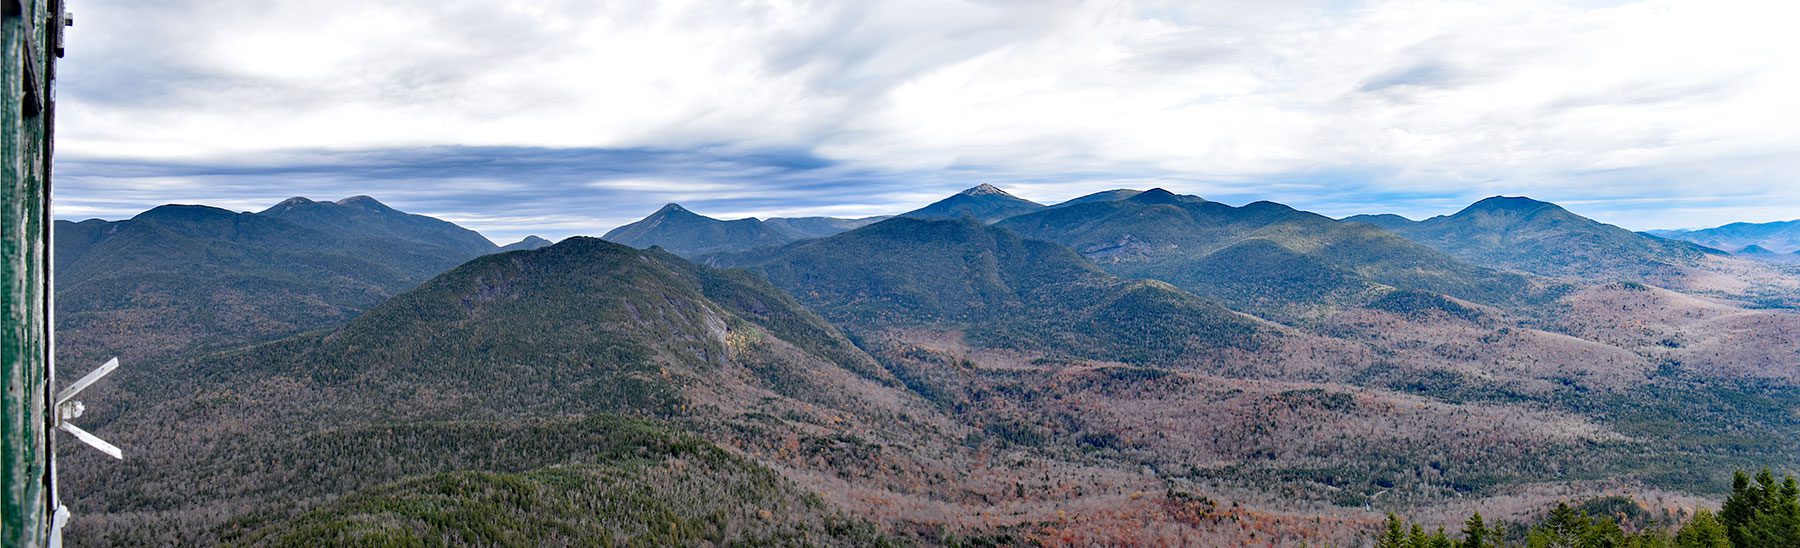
left=1379, top=513, right=1409, bottom=548
left=1428, top=526, right=1455, bottom=548
left=1739, top=475, right=1800, bottom=547
left=1528, top=503, right=1591, bottom=548
left=1368, top=471, right=1800, bottom=548
left=1462, top=512, right=1491, bottom=548
left=1720, top=470, right=1768, bottom=547
left=1579, top=517, right=1627, bottom=548
left=1411, top=523, right=1431, bottom=548
left=1720, top=468, right=1800, bottom=548
left=1673, top=509, right=1729, bottom=548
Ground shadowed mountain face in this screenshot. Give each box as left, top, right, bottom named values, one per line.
left=1372, top=196, right=1722, bottom=281
left=602, top=203, right=803, bottom=256
left=997, top=189, right=1542, bottom=321
left=53, top=197, right=499, bottom=366
left=899, top=183, right=1047, bottom=222
left=1652, top=219, right=1800, bottom=254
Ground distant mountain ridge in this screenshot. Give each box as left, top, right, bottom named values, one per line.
left=258, top=195, right=495, bottom=254
left=762, top=215, right=890, bottom=238
left=1651, top=218, right=1800, bottom=254
left=499, top=235, right=555, bottom=251
left=1365, top=196, right=1723, bottom=281
left=1340, top=213, right=1415, bottom=230
left=54, top=196, right=500, bottom=366
left=1049, top=189, right=1148, bottom=207
left=996, top=188, right=1542, bottom=321
left=603, top=204, right=889, bottom=256
left=602, top=203, right=798, bottom=256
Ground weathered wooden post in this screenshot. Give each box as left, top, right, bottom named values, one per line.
left=2, top=0, right=67, bottom=546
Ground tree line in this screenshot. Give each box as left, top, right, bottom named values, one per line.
left=1376, top=469, right=1797, bottom=547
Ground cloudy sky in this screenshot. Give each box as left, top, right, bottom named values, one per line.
left=56, top=0, right=1800, bottom=243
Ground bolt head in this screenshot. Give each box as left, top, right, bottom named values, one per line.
left=58, top=400, right=85, bottom=421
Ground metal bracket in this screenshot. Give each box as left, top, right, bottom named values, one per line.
left=53, top=8, right=70, bottom=58
left=53, top=358, right=123, bottom=460
left=47, top=505, right=69, bottom=548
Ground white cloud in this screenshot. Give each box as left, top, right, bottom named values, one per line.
left=585, top=179, right=742, bottom=192
left=55, top=0, right=1800, bottom=231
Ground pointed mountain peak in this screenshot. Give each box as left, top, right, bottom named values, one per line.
left=275, top=196, right=316, bottom=207
left=902, top=183, right=1045, bottom=222
left=603, top=204, right=797, bottom=257
left=335, top=195, right=396, bottom=212
left=959, top=183, right=1012, bottom=197
left=1738, top=244, right=1775, bottom=255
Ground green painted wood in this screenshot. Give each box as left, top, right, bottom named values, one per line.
left=2, top=0, right=56, bottom=545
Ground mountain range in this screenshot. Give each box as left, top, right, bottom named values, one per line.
left=998, top=189, right=1545, bottom=322
left=52, top=186, right=1800, bottom=546
left=53, top=196, right=500, bottom=367
left=1650, top=219, right=1800, bottom=256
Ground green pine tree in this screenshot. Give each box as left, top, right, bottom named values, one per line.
left=1579, top=517, right=1627, bottom=548
left=1721, top=469, right=1770, bottom=547
left=1411, top=523, right=1431, bottom=548
left=1428, top=526, right=1455, bottom=548
left=1740, top=476, right=1800, bottom=547
left=1380, top=513, right=1409, bottom=548
left=1462, top=512, right=1491, bottom=548
left=1720, top=468, right=1800, bottom=548
left=1673, top=509, right=1729, bottom=548
left=1528, top=503, right=1591, bottom=548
